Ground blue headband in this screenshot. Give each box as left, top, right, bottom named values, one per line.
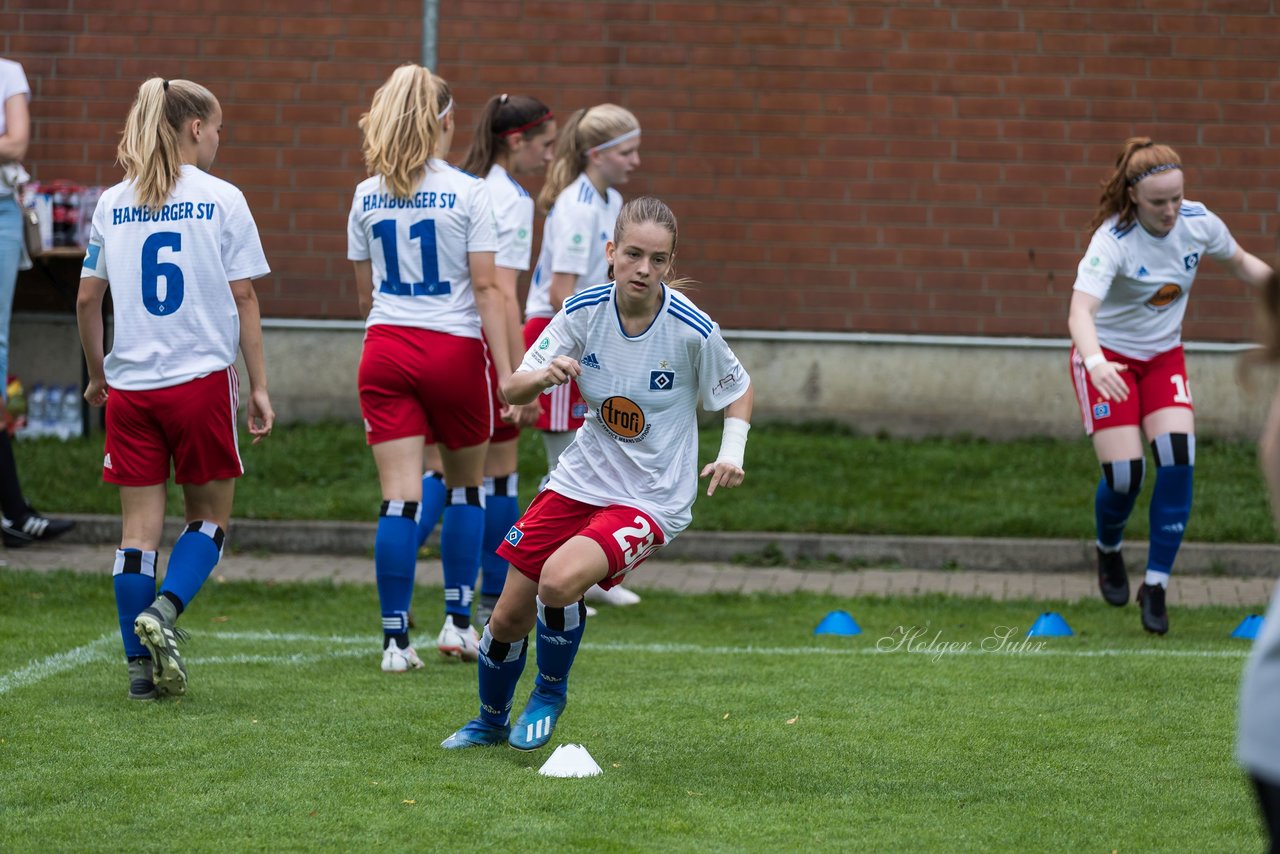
left=1128, top=163, right=1181, bottom=186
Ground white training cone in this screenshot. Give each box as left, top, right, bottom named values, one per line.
left=538, top=743, right=603, bottom=778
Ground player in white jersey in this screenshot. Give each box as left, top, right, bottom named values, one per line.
left=407, top=94, right=557, bottom=628
left=525, top=103, right=643, bottom=607
left=77, top=77, right=273, bottom=700
left=1068, top=137, right=1274, bottom=634
left=1238, top=266, right=1280, bottom=851
left=348, top=66, right=510, bottom=671
left=442, top=197, right=753, bottom=751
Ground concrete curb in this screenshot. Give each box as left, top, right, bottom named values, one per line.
left=50, top=513, right=1280, bottom=577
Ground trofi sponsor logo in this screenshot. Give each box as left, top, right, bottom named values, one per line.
left=1146, top=283, right=1183, bottom=310
left=598, top=396, right=650, bottom=443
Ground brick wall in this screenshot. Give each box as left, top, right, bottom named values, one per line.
left=7, top=1, right=1279, bottom=339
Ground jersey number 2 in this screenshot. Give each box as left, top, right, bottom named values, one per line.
left=371, top=219, right=452, bottom=297
left=612, top=515, right=658, bottom=571
left=141, top=232, right=184, bottom=316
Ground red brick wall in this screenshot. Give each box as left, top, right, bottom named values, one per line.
left=7, top=1, right=1279, bottom=339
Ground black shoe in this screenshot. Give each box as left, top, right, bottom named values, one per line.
left=127, top=659, right=157, bottom=701
left=1137, top=583, right=1169, bottom=635
left=1, top=511, right=76, bottom=547
left=1097, top=547, right=1129, bottom=606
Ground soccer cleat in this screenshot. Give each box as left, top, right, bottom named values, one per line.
left=127, top=658, right=157, bottom=701
left=1, top=511, right=76, bottom=548
left=381, top=641, right=424, bottom=673
left=1137, top=583, right=1169, bottom=635
left=508, top=687, right=567, bottom=751
left=440, top=717, right=510, bottom=749
left=133, top=607, right=189, bottom=696
left=1097, top=547, right=1130, bottom=606
left=584, top=584, right=641, bottom=607
left=474, top=594, right=499, bottom=630
left=437, top=617, right=480, bottom=662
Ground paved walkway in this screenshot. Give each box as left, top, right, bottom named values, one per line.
left=6, top=543, right=1276, bottom=607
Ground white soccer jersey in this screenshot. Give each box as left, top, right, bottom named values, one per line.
left=80, top=165, right=269, bottom=391
left=519, top=283, right=750, bottom=539
left=486, top=163, right=534, bottom=272
left=1073, top=201, right=1237, bottom=360
left=525, top=173, right=622, bottom=319
left=347, top=159, right=498, bottom=338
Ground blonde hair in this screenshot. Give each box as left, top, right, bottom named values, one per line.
left=609, top=196, right=695, bottom=290
left=117, top=78, right=218, bottom=211
left=1087, top=137, right=1183, bottom=233
left=537, top=103, right=639, bottom=213
left=358, top=64, right=444, bottom=199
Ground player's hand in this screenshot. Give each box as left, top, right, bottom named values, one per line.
left=700, top=460, right=745, bottom=496
left=1089, top=361, right=1130, bottom=402
left=512, top=400, right=540, bottom=428
left=541, top=355, right=581, bottom=389
left=83, top=377, right=109, bottom=407
left=247, top=387, right=275, bottom=444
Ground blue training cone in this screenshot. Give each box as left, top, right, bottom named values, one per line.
left=1232, top=615, right=1265, bottom=640
left=1027, top=611, right=1073, bottom=638
left=814, top=609, right=861, bottom=636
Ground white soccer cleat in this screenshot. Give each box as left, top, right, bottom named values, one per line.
left=583, top=584, right=641, bottom=607
left=381, top=641, right=425, bottom=673
left=436, top=617, right=480, bottom=662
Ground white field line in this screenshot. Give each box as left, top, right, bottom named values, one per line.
left=0, top=632, right=1250, bottom=696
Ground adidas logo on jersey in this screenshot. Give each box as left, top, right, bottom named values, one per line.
left=581, top=352, right=602, bottom=370
left=1137, top=266, right=1149, bottom=278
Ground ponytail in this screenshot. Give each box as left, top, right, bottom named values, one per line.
left=460, top=93, right=553, bottom=176
left=1087, top=136, right=1182, bottom=233
left=117, top=77, right=217, bottom=211
left=358, top=64, right=443, bottom=199
left=537, top=103, right=639, bottom=214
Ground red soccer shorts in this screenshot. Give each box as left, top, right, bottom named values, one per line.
left=103, top=366, right=242, bottom=487
left=1070, top=344, right=1194, bottom=436
left=497, top=489, right=665, bottom=590
left=359, top=324, right=492, bottom=449
left=523, top=316, right=586, bottom=433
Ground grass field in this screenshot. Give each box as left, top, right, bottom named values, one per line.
left=13, top=421, right=1280, bottom=542
left=1, top=569, right=1265, bottom=852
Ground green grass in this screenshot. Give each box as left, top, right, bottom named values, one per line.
left=0, top=569, right=1264, bottom=852
left=16, top=421, right=1277, bottom=542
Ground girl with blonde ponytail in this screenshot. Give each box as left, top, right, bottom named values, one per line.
left=78, top=76, right=273, bottom=701
left=348, top=64, right=510, bottom=670
left=1067, top=136, right=1275, bottom=635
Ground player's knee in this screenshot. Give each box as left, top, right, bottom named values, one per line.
left=537, top=566, right=591, bottom=609
left=487, top=606, right=534, bottom=643
left=1150, top=433, right=1195, bottom=468
left=1101, top=458, right=1145, bottom=495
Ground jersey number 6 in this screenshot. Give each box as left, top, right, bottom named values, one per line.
left=371, top=219, right=453, bottom=297
left=141, top=231, right=184, bottom=316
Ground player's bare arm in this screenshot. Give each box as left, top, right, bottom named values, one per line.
left=76, top=275, right=110, bottom=406
left=1068, top=290, right=1129, bottom=403
left=503, top=355, right=582, bottom=405
left=701, top=383, right=754, bottom=496
left=231, top=276, right=274, bottom=443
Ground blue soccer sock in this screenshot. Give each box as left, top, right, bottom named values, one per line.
left=477, top=626, right=527, bottom=727
left=481, top=474, right=519, bottom=598
left=376, top=500, right=419, bottom=645
left=416, top=470, right=446, bottom=549
left=1148, top=433, right=1194, bottom=580
left=534, top=597, right=587, bottom=698
left=158, top=521, right=225, bottom=614
left=442, top=486, right=484, bottom=627
left=1095, top=458, right=1146, bottom=551
left=113, top=548, right=157, bottom=659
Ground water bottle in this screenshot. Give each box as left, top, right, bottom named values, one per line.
left=58, top=384, right=81, bottom=440
left=44, top=384, right=62, bottom=439
left=24, top=383, right=46, bottom=439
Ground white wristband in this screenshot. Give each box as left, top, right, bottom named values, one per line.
left=1083, top=353, right=1106, bottom=371
left=716, top=417, right=750, bottom=468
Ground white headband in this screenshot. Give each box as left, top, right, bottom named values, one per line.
left=438, top=98, right=454, bottom=121
left=589, top=127, right=640, bottom=154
